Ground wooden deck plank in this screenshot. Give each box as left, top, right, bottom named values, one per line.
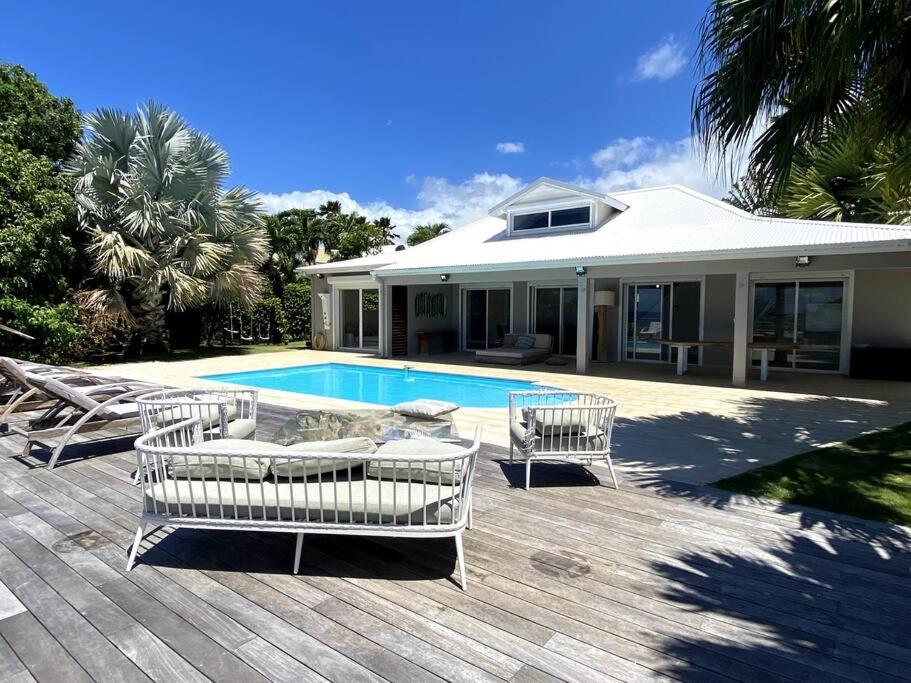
left=0, top=401, right=909, bottom=682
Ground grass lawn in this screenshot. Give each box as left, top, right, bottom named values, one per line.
left=714, top=422, right=911, bottom=526
left=81, top=341, right=311, bottom=366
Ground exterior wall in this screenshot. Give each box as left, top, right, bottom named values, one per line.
left=310, top=275, right=332, bottom=347
left=405, top=284, right=458, bottom=355
left=852, top=268, right=911, bottom=347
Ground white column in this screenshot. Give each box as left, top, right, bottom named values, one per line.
left=576, top=277, right=592, bottom=374
left=732, top=271, right=750, bottom=386
left=378, top=281, right=390, bottom=358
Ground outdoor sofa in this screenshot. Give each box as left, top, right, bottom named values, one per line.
left=475, top=333, right=553, bottom=365
left=129, top=417, right=483, bottom=589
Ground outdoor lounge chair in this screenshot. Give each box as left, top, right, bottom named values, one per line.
left=0, top=356, right=131, bottom=423
left=475, top=333, right=553, bottom=366
left=508, top=390, right=619, bottom=490
left=9, top=373, right=163, bottom=469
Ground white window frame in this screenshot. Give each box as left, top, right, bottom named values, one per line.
left=334, top=284, right=381, bottom=351
left=459, top=284, right=514, bottom=351
left=507, top=200, right=593, bottom=236
left=747, top=271, right=854, bottom=374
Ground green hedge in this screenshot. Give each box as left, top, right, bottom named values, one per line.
left=0, top=297, right=86, bottom=363
left=283, top=281, right=311, bottom=342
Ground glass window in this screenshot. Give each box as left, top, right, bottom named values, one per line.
left=751, top=280, right=844, bottom=371
left=512, top=212, right=548, bottom=231
left=551, top=206, right=590, bottom=227
left=361, top=289, right=379, bottom=349
left=341, top=289, right=361, bottom=348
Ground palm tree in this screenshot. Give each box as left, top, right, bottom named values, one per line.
left=729, top=119, right=911, bottom=224
left=407, top=222, right=451, bottom=246
left=372, top=216, right=399, bottom=244
left=694, top=0, right=911, bottom=189
left=66, top=102, right=269, bottom=352
left=264, top=208, right=323, bottom=294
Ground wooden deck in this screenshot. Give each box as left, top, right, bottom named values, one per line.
left=1, top=403, right=910, bottom=682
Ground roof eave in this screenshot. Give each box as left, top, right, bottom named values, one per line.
left=373, top=239, right=911, bottom=277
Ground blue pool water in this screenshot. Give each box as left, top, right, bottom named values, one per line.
left=200, top=363, right=556, bottom=408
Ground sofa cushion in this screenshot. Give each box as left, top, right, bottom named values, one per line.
left=533, top=410, right=588, bottom=435
left=367, top=439, right=466, bottom=484
left=271, top=437, right=378, bottom=478
left=168, top=438, right=278, bottom=481
left=144, top=476, right=461, bottom=524
left=392, top=399, right=459, bottom=418
left=514, top=335, right=536, bottom=349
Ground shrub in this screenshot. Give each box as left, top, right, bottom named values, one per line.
left=0, top=297, right=87, bottom=363
left=283, top=281, right=311, bottom=342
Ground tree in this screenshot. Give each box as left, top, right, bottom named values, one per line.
left=407, top=222, right=450, bottom=246
left=328, top=212, right=385, bottom=261
left=0, top=64, right=81, bottom=161
left=372, top=215, right=399, bottom=244
left=0, top=64, right=81, bottom=310
left=263, top=208, right=322, bottom=295
left=729, top=118, right=911, bottom=224
left=694, top=0, right=911, bottom=190
left=66, top=102, right=269, bottom=352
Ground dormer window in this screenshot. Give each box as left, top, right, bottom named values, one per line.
left=509, top=204, right=592, bottom=234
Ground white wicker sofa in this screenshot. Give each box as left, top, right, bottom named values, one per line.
left=129, top=417, right=482, bottom=589
left=509, top=391, right=618, bottom=490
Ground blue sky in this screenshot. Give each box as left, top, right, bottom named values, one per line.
left=6, top=1, right=717, bottom=239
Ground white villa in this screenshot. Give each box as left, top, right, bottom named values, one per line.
left=300, top=178, right=911, bottom=385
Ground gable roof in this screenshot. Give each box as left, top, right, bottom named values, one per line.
left=372, top=184, right=911, bottom=276
left=487, top=177, right=628, bottom=217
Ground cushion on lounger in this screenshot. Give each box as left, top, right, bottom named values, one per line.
left=168, top=438, right=278, bottom=481
left=270, top=437, right=378, bottom=478
left=367, top=438, right=466, bottom=484
left=513, top=335, right=536, bottom=349
left=392, top=399, right=459, bottom=418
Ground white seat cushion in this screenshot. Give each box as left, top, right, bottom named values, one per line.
left=167, top=438, right=278, bottom=481
left=144, top=476, right=460, bottom=524
left=367, top=439, right=466, bottom=484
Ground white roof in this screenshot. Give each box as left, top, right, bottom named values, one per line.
left=373, top=184, right=911, bottom=276
left=297, top=245, right=404, bottom=275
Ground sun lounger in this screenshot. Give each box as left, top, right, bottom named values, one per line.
left=9, top=373, right=163, bottom=469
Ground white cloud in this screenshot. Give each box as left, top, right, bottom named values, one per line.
left=582, top=135, right=737, bottom=196
left=495, top=141, right=524, bottom=154
left=257, top=173, right=522, bottom=243
left=634, top=35, right=687, bottom=81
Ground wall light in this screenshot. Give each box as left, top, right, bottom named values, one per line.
left=575, top=265, right=587, bottom=277
left=440, top=273, right=450, bottom=282
left=316, top=273, right=325, bottom=279
left=795, top=255, right=811, bottom=267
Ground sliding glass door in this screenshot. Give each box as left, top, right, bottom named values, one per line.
left=752, top=280, right=844, bottom=371
left=464, top=288, right=510, bottom=349
left=533, top=286, right=578, bottom=355
left=338, top=287, right=380, bottom=350
left=625, top=282, right=701, bottom=363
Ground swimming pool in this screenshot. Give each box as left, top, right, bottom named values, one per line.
left=200, top=363, right=557, bottom=408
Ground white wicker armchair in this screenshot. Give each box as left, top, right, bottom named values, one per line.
left=508, top=391, right=618, bottom=490
left=128, top=417, right=482, bottom=589
left=137, top=388, right=258, bottom=441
